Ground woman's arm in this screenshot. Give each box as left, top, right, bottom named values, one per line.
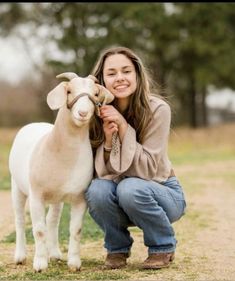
left=95, top=100, right=171, bottom=180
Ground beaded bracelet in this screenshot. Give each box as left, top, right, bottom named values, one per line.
left=103, top=145, right=112, bottom=152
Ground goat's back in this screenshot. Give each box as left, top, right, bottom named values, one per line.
left=9, top=122, right=54, bottom=195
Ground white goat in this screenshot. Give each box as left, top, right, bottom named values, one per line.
left=8, top=72, right=114, bottom=272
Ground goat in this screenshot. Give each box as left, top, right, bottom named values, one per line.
left=8, top=72, right=114, bottom=272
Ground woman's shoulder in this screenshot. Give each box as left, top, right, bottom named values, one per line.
left=149, top=95, right=171, bottom=111
left=148, top=95, right=171, bottom=125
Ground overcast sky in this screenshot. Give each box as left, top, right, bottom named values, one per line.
left=0, top=37, right=35, bottom=84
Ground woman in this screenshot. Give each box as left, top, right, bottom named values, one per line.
left=86, top=46, right=186, bottom=270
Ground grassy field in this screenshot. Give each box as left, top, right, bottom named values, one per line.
left=0, top=123, right=235, bottom=280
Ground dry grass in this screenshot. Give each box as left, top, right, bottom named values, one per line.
left=170, top=122, right=235, bottom=153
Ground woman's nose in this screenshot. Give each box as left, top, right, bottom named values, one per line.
left=115, top=72, right=124, bottom=81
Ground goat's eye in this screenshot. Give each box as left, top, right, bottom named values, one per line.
left=94, top=92, right=99, bottom=97
left=67, top=90, right=71, bottom=94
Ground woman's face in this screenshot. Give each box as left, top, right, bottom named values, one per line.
left=103, top=54, right=137, bottom=100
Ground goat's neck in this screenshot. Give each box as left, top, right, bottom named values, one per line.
left=49, top=107, right=89, bottom=150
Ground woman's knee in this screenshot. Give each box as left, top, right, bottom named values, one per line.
left=117, top=178, right=151, bottom=210
left=85, top=179, right=116, bottom=209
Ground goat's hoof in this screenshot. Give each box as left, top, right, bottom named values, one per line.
left=68, top=258, right=81, bottom=272
left=15, top=258, right=26, bottom=265
left=69, top=265, right=81, bottom=272
left=50, top=256, right=64, bottom=262
left=33, top=257, right=48, bottom=272
left=15, top=254, right=27, bottom=265
left=49, top=252, right=63, bottom=262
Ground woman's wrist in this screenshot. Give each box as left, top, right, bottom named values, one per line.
left=103, top=143, right=112, bottom=152
left=103, top=142, right=112, bottom=152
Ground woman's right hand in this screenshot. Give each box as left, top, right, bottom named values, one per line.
left=103, top=121, right=118, bottom=148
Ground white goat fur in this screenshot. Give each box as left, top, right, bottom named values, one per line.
left=9, top=73, right=113, bottom=272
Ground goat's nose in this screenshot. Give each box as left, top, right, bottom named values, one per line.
left=78, top=110, right=88, bottom=118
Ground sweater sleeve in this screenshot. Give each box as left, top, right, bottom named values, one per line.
left=95, top=100, right=171, bottom=181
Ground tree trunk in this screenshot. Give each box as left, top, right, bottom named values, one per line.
left=201, top=86, right=208, bottom=127
left=189, top=75, right=197, bottom=128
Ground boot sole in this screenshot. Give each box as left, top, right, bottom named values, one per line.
left=141, top=254, right=175, bottom=270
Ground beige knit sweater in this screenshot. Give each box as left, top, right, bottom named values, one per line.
left=94, top=95, right=173, bottom=183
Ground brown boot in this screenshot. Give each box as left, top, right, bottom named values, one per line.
left=105, top=253, right=129, bottom=269
left=142, top=252, right=175, bottom=269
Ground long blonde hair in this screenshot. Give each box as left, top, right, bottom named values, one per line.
left=89, top=46, right=158, bottom=150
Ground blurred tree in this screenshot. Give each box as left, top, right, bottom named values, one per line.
left=1, top=3, right=235, bottom=127
left=0, top=3, right=26, bottom=34
left=170, top=3, right=235, bottom=127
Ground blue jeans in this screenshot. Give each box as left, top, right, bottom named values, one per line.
left=85, top=177, right=186, bottom=254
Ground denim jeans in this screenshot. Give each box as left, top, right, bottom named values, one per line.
left=85, top=176, right=186, bottom=254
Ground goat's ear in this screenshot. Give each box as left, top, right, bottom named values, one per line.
left=96, top=84, right=114, bottom=105
left=47, top=82, right=67, bottom=110
left=87, top=74, right=99, bottom=83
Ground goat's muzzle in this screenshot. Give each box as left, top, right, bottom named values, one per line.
left=67, top=93, right=102, bottom=115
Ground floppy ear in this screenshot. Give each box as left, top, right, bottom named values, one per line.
left=96, top=84, right=114, bottom=105
left=47, top=82, right=68, bottom=110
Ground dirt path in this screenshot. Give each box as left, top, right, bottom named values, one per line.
left=1, top=161, right=235, bottom=280
left=173, top=161, right=235, bottom=280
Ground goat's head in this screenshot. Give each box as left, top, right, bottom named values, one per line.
left=47, top=72, right=114, bottom=126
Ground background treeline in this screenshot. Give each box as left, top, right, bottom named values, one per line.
left=0, top=3, right=235, bottom=127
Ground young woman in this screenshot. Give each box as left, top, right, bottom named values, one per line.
left=86, top=46, right=186, bottom=269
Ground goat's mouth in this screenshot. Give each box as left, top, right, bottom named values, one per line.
left=74, top=116, right=90, bottom=123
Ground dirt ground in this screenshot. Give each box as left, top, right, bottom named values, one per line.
left=1, top=161, right=235, bottom=280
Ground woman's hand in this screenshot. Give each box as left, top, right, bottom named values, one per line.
left=100, top=105, right=126, bottom=126
left=100, top=105, right=128, bottom=143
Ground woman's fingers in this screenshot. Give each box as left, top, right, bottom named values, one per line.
left=101, top=110, right=122, bottom=125
left=100, top=106, right=119, bottom=118
left=108, top=122, right=118, bottom=132
left=103, top=121, right=118, bottom=130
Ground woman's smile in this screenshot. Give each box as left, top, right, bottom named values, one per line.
left=114, top=84, right=129, bottom=90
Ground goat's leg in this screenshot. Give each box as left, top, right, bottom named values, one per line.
left=29, top=193, right=48, bottom=272
left=67, top=197, right=87, bottom=271
left=11, top=179, right=27, bottom=264
left=46, top=202, right=64, bottom=261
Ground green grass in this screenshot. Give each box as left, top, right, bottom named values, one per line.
left=0, top=175, right=11, bottom=190
left=168, top=138, right=235, bottom=165
left=0, top=259, right=130, bottom=280
left=0, top=142, right=12, bottom=190
left=3, top=204, right=103, bottom=244
left=171, top=147, right=235, bottom=165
